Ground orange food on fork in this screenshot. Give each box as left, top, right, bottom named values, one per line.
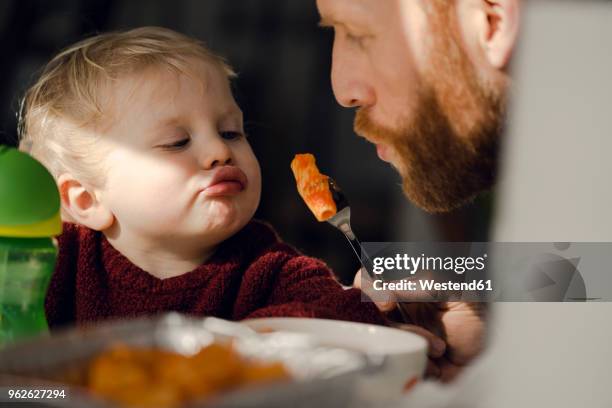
left=290, top=154, right=338, bottom=221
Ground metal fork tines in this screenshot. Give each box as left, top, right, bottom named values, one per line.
left=326, top=177, right=412, bottom=323
left=326, top=177, right=376, bottom=278
left=326, top=206, right=376, bottom=281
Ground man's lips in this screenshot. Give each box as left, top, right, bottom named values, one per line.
left=376, top=144, right=392, bottom=163
left=201, top=166, right=248, bottom=197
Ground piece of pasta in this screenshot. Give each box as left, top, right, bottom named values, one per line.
left=86, top=343, right=289, bottom=407
left=290, top=153, right=337, bottom=221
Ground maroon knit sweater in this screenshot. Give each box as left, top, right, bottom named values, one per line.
left=45, top=220, right=386, bottom=329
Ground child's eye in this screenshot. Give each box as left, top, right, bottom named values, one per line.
left=159, top=138, right=191, bottom=150
left=220, top=131, right=244, bottom=140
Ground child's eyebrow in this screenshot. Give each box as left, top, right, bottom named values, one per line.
left=218, top=108, right=244, bottom=123
left=147, top=109, right=243, bottom=134
left=146, top=115, right=184, bottom=134
left=155, top=116, right=182, bottom=128
left=143, top=116, right=184, bottom=141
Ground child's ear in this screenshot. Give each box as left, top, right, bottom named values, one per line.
left=57, top=173, right=114, bottom=231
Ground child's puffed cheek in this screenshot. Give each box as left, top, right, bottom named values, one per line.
left=250, top=159, right=262, bottom=189
left=241, top=145, right=262, bottom=188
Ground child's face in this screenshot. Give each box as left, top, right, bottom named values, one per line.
left=96, top=61, right=261, bottom=246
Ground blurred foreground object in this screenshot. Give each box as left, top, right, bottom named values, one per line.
left=402, top=2, right=612, bottom=407
left=0, top=146, right=61, bottom=344
left=0, top=314, right=376, bottom=407
left=87, top=343, right=288, bottom=408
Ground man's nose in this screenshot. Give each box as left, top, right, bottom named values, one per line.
left=330, top=46, right=376, bottom=108
left=200, top=136, right=233, bottom=170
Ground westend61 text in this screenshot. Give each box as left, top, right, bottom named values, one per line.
left=373, top=279, right=493, bottom=292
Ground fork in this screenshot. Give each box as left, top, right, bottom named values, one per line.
left=326, top=178, right=413, bottom=323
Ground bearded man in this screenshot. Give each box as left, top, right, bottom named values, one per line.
left=316, top=0, right=519, bottom=381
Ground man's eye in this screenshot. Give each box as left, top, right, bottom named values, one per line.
left=220, top=131, right=244, bottom=140
left=159, top=138, right=191, bottom=150
left=347, top=33, right=361, bottom=42
left=346, top=33, right=369, bottom=48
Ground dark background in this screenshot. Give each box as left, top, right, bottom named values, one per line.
left=0, top=0, right=491, bottom=284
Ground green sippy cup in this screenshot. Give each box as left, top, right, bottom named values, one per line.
left=0, top=146, right=61, bottom=345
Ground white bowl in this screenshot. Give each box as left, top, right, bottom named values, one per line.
left=242, top=317, right=427, bottom=400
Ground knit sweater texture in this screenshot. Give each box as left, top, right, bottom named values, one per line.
left=45, top=220, right=385, bottom=328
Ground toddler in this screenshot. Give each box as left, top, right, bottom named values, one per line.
left=18, top=27, right=385, bottom=328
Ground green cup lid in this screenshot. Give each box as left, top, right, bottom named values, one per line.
left=0, top=146, right=61, bottom=237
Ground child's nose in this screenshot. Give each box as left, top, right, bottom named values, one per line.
left=200, top=139, right=233, bottom=170
left=208, top=156, right=232, bottom=169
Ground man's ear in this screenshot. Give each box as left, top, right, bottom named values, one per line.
left=479, top=0, right=520, bottom=69
left=57, top=173, right=114, bottom=231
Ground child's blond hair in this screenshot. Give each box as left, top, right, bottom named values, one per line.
left=18, top=26, right=235, bottom=186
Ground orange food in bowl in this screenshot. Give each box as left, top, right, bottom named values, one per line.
left=87, top=343, right=289, bottom=408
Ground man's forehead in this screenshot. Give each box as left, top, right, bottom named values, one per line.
left=317, top=0, right=375, bottom=26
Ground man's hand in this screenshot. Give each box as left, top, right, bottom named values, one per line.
left=354, top=269, right=486, bottom=382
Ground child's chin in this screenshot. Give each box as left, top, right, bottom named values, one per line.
left=191, top=198, right=255, bottom=235
left=196, top=210, right=249, bottom=236
left=208, top=198, right=255, bottom=222
left=207, top=201, right=241, bottom=222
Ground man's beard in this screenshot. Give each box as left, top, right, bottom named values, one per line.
left=355, top=88, right=504, bottom=213
left=354, top=7, right=508, bottom=213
